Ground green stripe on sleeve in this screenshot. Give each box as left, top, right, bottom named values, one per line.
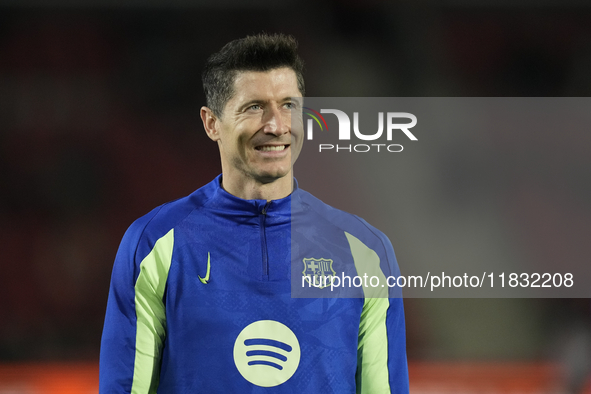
left=132, top=228, right=174, bottom=394
left=345, top=232, right=387, bottom=298
left=345, top=232, right=391, bottom=393
left=357, top=297, right=391, bottom=393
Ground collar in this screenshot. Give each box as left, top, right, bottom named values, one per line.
left=205, top=174, right=302, bottom=217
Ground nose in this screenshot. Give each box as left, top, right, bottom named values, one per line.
left=262, top=105, right=289, bottom=136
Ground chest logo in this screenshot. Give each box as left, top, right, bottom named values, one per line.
left=233, top=320, right=301, bottom=387
left=198, top=252, right=211, bottom=284
left=302, top=258, right=336, bottom=289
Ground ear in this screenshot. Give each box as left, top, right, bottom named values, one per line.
left=201, top=106, right=221, bottom=142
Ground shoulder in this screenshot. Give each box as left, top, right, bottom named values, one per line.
left=295, top=188, right=392, bottom=250
left=294, top=188, right=401, bottom=293
left=120, top=177, right=218, bottom=259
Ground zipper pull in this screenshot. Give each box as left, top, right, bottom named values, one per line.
left=261, top=201, right=271, bottom=215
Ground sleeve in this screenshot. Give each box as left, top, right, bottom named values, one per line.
left=356, top=298, right=409, bottom=394
left=99, top=212, right=173, bottom=394
left=355, top=233, right=409, bottom=394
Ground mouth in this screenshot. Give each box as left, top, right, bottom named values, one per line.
left=255, top=144, right=289, bottom=152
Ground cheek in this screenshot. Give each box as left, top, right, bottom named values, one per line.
left=291, top=138, right=303, bottom=164
left=223, top=133, right=250, bottom=163
left=233, top=125, right=256, bottom=150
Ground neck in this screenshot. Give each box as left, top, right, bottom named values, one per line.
left=221, top=172, right=293, bottom=201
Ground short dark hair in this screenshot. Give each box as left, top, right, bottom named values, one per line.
left=202, top=33, right=305, bottom=118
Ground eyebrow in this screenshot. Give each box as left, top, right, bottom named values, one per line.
left=240, top=99, right=265, bottom=109
left=239, top=97, right=299, bottom=110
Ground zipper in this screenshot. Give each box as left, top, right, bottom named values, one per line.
left=260, top=201, right=271, bottom=280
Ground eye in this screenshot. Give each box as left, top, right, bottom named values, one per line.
left=247, top=104, right=262, bottom=111
left=284, top=101, right=297, bottom=110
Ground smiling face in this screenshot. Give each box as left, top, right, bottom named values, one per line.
left=201, top=67, right=303, bottom=199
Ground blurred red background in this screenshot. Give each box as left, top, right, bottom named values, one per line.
left=0, top=2, right=590, bottom=392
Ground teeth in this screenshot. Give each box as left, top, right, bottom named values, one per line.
left=259, top=145, right=286, bottom=152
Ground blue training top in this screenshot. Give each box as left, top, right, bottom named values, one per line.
left=99, top=175, right=408, bottom=393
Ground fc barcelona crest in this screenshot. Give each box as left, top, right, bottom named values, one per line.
left=302, top=258, right=336, bottom=289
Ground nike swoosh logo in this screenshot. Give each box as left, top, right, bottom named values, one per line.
left=199, top=252, right=211, bottom=284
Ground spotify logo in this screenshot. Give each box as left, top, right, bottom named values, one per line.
left=233, top=320, right=301, bottom=387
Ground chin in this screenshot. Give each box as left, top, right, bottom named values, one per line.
left=255, top=168, right=291, bottom=184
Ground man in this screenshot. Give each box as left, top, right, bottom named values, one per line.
left=100, top=33, right=408, bottom=393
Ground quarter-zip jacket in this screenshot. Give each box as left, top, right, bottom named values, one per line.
left=260, top=200, right=271, bottom=280
left=99, top=175, right=409, bottom=393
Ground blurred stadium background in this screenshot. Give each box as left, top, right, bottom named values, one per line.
left=0, top=0, right=590, bottom=392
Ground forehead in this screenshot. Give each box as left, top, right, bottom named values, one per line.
left=229, top=67, right=301, bottom=104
